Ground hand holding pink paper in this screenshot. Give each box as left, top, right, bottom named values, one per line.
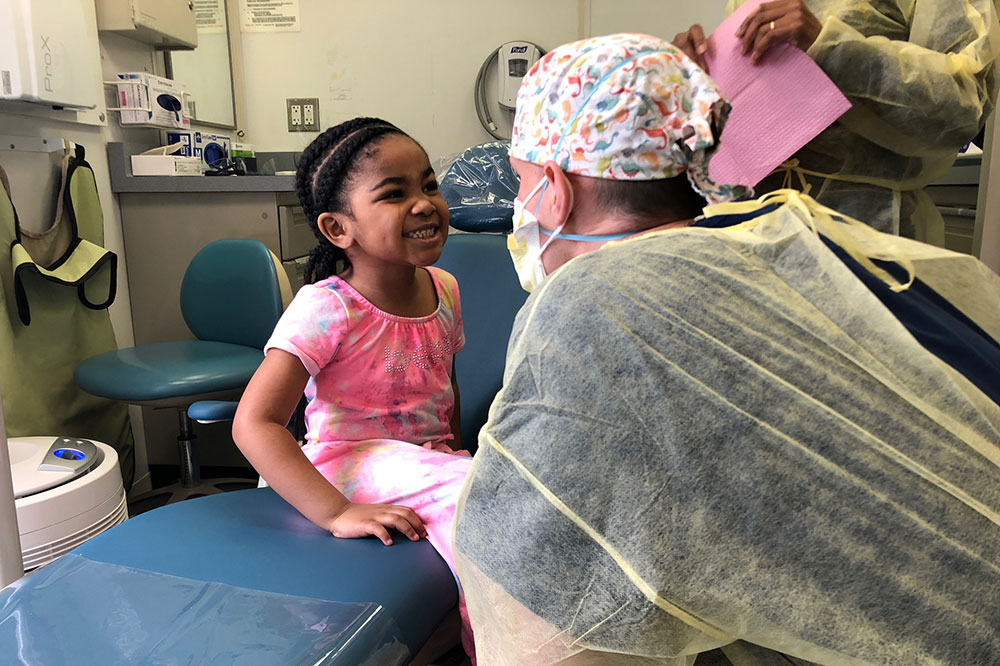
left=705, top=0, right=851, bottom=188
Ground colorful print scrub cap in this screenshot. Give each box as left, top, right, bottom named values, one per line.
left=511, top=33, right=750, bottom=203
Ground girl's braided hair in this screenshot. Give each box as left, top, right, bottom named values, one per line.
left=295, top=117, right=408, bottom=283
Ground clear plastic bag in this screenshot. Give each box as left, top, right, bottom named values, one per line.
left=438, top=142, right=518, bottom=233
left=0, top=554, right=409, bottom=666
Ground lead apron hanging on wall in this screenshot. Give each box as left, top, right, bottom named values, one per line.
left=0, top=143, right=134, bottom=490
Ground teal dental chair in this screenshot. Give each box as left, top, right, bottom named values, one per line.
left=74, top=239, right=292, bottom=506
left=1, top=232, right=526, bottom=666
left=439, top=233, right=526, bottom=449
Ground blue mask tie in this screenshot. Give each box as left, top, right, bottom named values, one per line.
left=539, top=228, right=633, bottom=242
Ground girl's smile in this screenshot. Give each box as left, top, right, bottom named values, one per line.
left=403, top=224, right=442, bottom=241
left=324, top=133, right=450, bottom=272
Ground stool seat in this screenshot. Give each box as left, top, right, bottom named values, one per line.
left=75, top=341, right=264, bottom=403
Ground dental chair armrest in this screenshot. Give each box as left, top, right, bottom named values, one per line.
left=188, top=400, right=239, bottom=424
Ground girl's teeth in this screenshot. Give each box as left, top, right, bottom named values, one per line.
left=406, top=228, right=435, bottom=238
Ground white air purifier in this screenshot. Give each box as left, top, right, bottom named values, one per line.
left=8, top=436, right=127, bottom=571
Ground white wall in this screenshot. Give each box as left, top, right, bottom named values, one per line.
left=238, top=0, right=579, bottom=159
left=0, top=31, right=161, bottom=492
left=237, top=0, right=728, bottom=161
left=589, top=0, right=727, bottom=39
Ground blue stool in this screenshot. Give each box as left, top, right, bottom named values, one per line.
left=74, top=239, right=291, bottom=504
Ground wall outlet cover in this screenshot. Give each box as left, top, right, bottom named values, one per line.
left=287, top=97, right=320, bottom=132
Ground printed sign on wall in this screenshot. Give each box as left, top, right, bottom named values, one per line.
left=240, top=0, right=300, bottom=32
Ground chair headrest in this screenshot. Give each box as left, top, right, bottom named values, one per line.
left=439, top=142, right=517, bottom=234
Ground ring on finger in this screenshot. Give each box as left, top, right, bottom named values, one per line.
left=769, top=20, right=776, bottom=31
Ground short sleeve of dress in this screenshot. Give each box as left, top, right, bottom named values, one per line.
left=265, top=282, right=349, bottom=376
left=433, top=267, right=465, bottom=354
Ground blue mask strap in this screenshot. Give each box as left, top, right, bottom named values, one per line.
left=539, top=228, right=632, bottom=242
left=531, top=181, right=548, bottom=216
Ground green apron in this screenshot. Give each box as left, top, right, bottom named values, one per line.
left=1, top=143, right=134, bottom=490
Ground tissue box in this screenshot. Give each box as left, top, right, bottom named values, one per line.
left=166, top=131, right=231, bottom=167
left=131, top=153, right=203, bottom=176
left=116, top=73, right=190, bottom=129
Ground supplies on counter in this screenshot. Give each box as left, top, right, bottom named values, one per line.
left=130, top=144, right=203, bottom=176
left=231, top=143, right=254, bottom=158
left=165, top=131, right=231, bottom=168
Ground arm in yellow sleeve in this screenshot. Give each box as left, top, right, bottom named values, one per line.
left=806, top=2, right=999, bottom=156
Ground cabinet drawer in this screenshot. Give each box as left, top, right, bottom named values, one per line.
left=278, top=205, right=314, bottom=260
left=283, top=257, right=309, bottom=293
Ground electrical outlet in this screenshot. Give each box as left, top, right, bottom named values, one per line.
left=302, top=98, right=319, bottom=131
left=287, top=97, right=320, bottom=132
left=286, top=98, right=302, bottom=132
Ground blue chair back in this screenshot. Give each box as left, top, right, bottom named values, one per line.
left=180, top=239, right=285, bottom=349
left=434, top=233, right=527, bottom=451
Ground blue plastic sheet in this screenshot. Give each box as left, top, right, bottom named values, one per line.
left=439, top=142, right=518, bottom=233
left=0, top=555, right=409, bottom=666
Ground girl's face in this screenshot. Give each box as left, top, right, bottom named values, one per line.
left=333, top=134, right=449, bottom=271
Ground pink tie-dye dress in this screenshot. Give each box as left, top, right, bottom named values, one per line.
left=265, top=266, right=475, bottom=657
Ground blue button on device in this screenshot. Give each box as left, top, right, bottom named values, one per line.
left=53, top=448, right=86, bottom=461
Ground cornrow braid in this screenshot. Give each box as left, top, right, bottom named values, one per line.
left=295, top=117, right=408, bottom=283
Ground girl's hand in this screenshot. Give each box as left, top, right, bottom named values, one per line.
left=328, top=502, right=428, bottom=546
left=673, top=24, right=709, bottom=71
left=736, top=0, right=822, bottom=65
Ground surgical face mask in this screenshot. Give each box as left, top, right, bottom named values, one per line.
left=508, top=176, right=633, bottom=292
left=508, top=178, right=561, bottom=293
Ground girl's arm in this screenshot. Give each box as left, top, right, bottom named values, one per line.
left=233, top=349, right=427, bottom=545
left=449, top=366, right=462, bottom=451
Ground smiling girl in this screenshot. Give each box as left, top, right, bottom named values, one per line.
left=233, top=117, right=474, bottom=658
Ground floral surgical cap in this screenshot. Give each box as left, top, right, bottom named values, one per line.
left=510, top=33, right=750, bottom=203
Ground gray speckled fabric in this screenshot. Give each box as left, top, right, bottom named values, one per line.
left=454, top=193, right=1000, bottom=666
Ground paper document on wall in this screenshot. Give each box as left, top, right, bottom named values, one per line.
left=705, top=0, right=851, bottom=188
left=240, top=0, right=300, bottom=32
left=194, top=0, right=226, bottom=34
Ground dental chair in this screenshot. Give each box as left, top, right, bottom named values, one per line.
left=74, top=239, right=292, bottom=507
left=0, top=231, right=526, bottom=666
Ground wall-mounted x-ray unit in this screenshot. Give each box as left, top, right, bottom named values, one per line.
left=0, top=0, right=101, bottom=109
